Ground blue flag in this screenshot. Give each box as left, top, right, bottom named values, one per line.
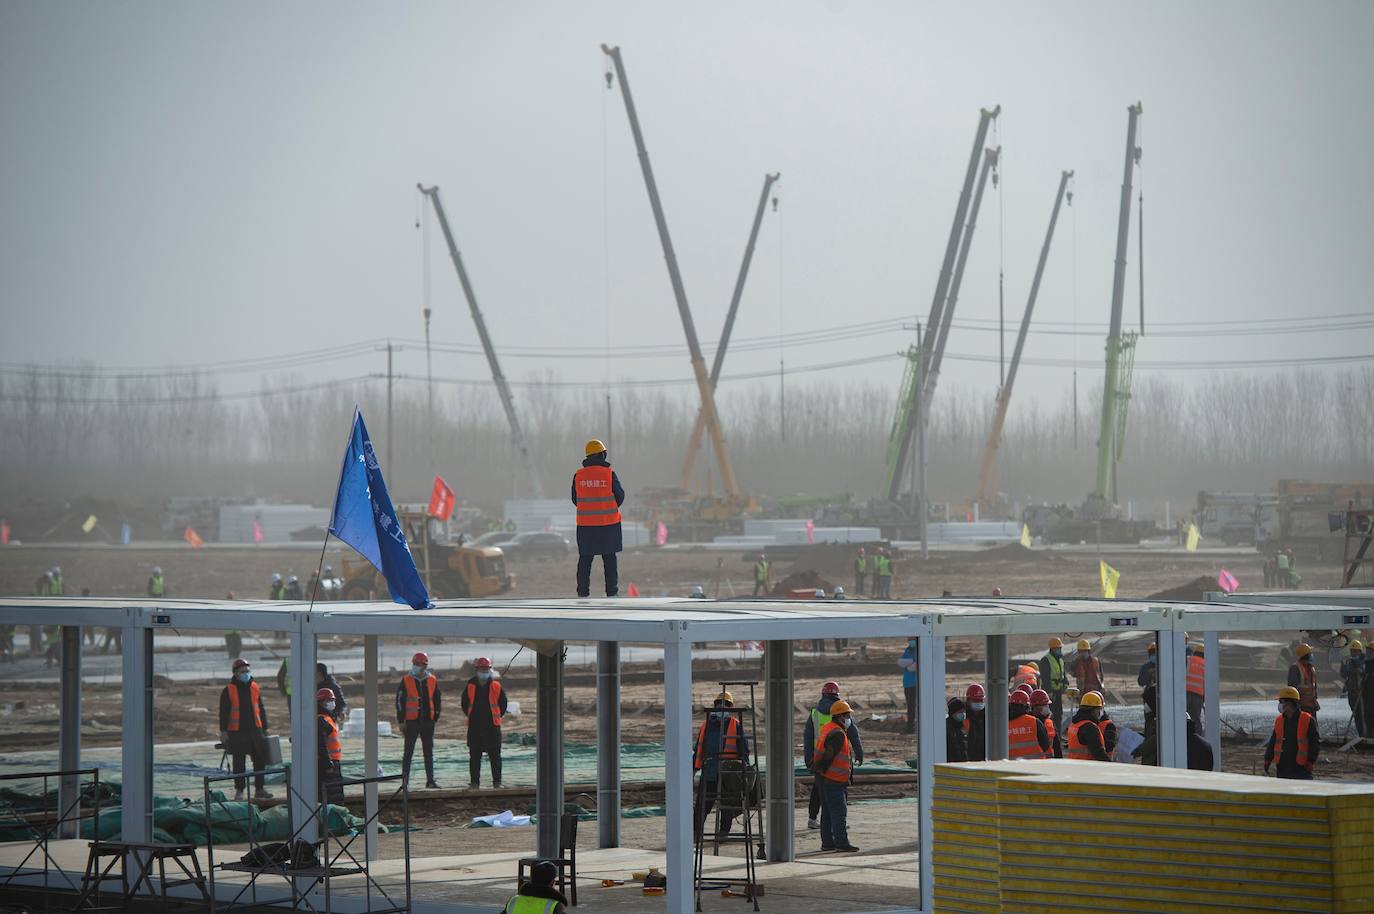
left=328, top=408, right=431, bottom=609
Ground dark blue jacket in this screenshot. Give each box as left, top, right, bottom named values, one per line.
left=697, top=712, right=750, bottom=780
left=570, top=454, right=625, bottom=556
left=802, top=693, right=863, bottom=768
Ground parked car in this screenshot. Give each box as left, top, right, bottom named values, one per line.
left=472, top=530, right=518, bottom=548
left=499, top=532, right=571, bottom=560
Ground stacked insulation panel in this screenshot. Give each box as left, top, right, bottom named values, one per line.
left=933, top=760, right=1374, bottom=914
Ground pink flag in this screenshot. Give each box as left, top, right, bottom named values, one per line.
left=1217, top=568, right=1239, bottom=594
left=252, top=520, right=264, bottom=544
left=655, top=521, right=668, bottom=547
left=0, top=520, right=8, bottom=545
left=806, top=519, right=815, bottom=545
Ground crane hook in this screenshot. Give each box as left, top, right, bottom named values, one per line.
left=604, top=69, right=613, bottom=90
left=771, top=196, right=778, bottom=212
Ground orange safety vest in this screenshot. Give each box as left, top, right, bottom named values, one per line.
left=694, top=715, right=741, bottom=770
left=1294, top=662, right=1319, bottom=711
left=1066, top=719, right=1103, bottom=760
left=814, top=721, right=853, bottom=784
left=1274, top=712, right=1315, bottom=770
left=1043, top=717, right=1057, bottom=758
left=226, top=680, right=263, bottom=732
left=401, top=673, right=438, bottom=721
left=1014, top=664, right=1039, bottom=691
left=574, top=465, right=621, bottom=527
left=1186, top=654, right=1206, bottom=696
left=1008, top=714, right=1041, bottom=759
left=319, top=713, right=342, bottom=762
left=465, top=680, right=503, bottom=727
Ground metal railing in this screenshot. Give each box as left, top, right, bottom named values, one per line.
left=0, top=767, right=103, bottom=913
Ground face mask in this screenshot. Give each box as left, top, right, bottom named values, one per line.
left=477, top=670, right=492, bottom=682
left=953, top=712, right=966, bottom=722
left=908, top=639, right=917, bottom=648
left=971, top=702, right=985, bottom=712
left=236, top=672, right=251, bottom=683
left=1051, top=648, right=1061, bottom=658
left=840, top=717, right=852, bottom=729
left=411, top=666, right=425, bottom=678
left=324, top=701, right=336, bottom=712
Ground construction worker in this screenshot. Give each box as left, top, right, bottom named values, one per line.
left=853, top=548, right=868, bottom=597
left=1186, top=642, right=1206, bottom=729
left=284, top=574, right=304, bottom=600
left=1037, top=637, right=1069, bottom=734
left=269, top=573, right=285, bottom=600
left=1065, top=691, right=1111, bottom=762
left=751, top=553, right=770, bottom=597
left=461, top=657, right=507, bottom=789
left=30, top=570, right=52, bottom=658
left=1363, top=641, right=1374, bottom=736
left=898, top=637, right=918, bottom=733
left=0, top=621, right=13, bottom=662
left=803, top=681, right=863, bottom=828
left=1008, top=688, right=1051, bottom=759
left=316, top=688, right=345, bottom=807
left=1097, top=694, right=1119, bottom=756
left=1341, top=640, right=1366, bottom=738
left=316, top=662, right=348, bottom=722
left=694, top=691, right=748, bottom=837
left=276, top=657, right=293, bottom=719
left=219, top=658, right=273, bottom=801
left=1132, top=685, right=1159, bottom=765
left=396, top=651, right=442, bottom=789
left=689, top=584, right=707, bottom=599
left=1284, top=548, right=1302, bottom=588
left=874, top=548, right=894, bottom=599
left=1288, top=642, right=1320, bottom=718
left=946, top=698, right=969, bottom=762
left=812, top=699, right=859, bottom=852
left=833, top=586, right=846, bottom=600
left=964, top=683, right=987, bottom=762
left=502, top=859, right=568, bottom=914
left=571, top=439, right=625, bottom=598
left=1013, top=663, right=1040, bottom=694
left=49, top=566, right=64, bottom=596
left=1265, top=686, right=1320, bottom=779
left=147, top=566, right=165, bottom=597
left=1136, top=642, right=1158, bottom=688
left=1185, top=713, right=1215, bottom=771
left=1029, top=689, right=1061, bottom=758
left=1070, top=639, right=1104, bottom=696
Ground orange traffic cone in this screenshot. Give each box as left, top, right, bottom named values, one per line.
left=626, top=583, right=640, bottom=597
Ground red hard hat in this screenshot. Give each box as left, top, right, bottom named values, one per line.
left=1010, top=688, right=1031, bottom=704
left=1029, top=688, right=1050, bottom=707
left=315, top=688, right=334, bottom=701
left=991, top=587, right=1003, bottom=597
left=965, top=683, right=986, bottom=701
left=231, top=658, right=250, bottom=671
left=412, top=651, right=429, bottom=665
left=822, top=680, right=841, bottom=696
left=475, top=656, right=493, bottom=669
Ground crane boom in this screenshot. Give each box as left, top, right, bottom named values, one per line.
left=886, top=105, right=999, bottom=502
left=601, top=43, right=740, bottom=499
left=973, top=169, right=1073, bottom=510
left=417, top=183, right=545, bottom=499
left=679, top=172, right=779, bottom=489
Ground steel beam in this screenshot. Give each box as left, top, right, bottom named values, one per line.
left=985, top=634, right=1009, bottom=759
left=764, top=639, right=794, bottom=862
left=1156, top=627, right=1188, bottom=768
left=364, top=634, right=380, bottom=859
left=1204, top=630, right=1221, bottom=769
left=663, top=624, right=693, bottom=914
left=58, top=626, right=81, bottom=839
left=917, top=631, right=944, bottom=912
left=536, top=646, right=565, bottom=858
left=596, top=640, right=621, bottom=848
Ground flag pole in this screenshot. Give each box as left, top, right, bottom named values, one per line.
left=306, top=532, right=330, bottom=616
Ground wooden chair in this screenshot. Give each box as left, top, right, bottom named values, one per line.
left=517, top=813, right=578, bottom=906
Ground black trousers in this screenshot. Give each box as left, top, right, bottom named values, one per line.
left=320, top=761, right=345, bottom=807
left=401, top=720, right=436, bottom=783
left=1349, top=693, right=1366, bottom=737
left=469, top=744, right=502, bottom=785
left=576, top=553, right=619, bottom=597
left=228, top=733, right=269, bottom=792
left=904, top=685, right=917, bottom=733
left=1187, top=692, right=1205, bottom=730
left=854, top=573, right=866, bottom=596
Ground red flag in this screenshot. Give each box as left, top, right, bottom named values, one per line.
left=428, top=475, right=456, bottom=521
left=252, top=520, right=264, bottom=544
left=0, top=520, right=8, bottom=545
left=184, top=526, right=204, bottom=550
left=655, top=521, right=668, bottom=547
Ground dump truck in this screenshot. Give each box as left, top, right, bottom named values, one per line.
left=339, top=511, right=513, bottom=600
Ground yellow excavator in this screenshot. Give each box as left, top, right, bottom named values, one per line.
left=339, top=510, right=512, bottom=600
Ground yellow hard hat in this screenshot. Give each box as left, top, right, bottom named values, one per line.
left=585, top=438, right=607, bottom=456
left=1352, top=639, right=1366, bottom=652
left=1296, top=643, right=1313, bottom=659
left=1278, top=686, right=1301, bottom=702
left=715, top=690, right=734, bottom=705
left=1191, top=642, right=1204, bottom=653
left=1079, top=691, right=1104, bottom=708
left=828, top=700, right=852, bottom=716
left=1048, top=637, right=1063, bottom=649
left=1077, top=639, right=1091, bottom=651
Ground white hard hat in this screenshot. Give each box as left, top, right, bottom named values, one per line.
left=52, top=566, right=61, bottom=574
left=834, top=585, right=845, bottom=595
left=288, top=574, right=298, bottom=583
left=272, top=573, right=282, bottom=582
left=690, top=584, right=705, bottom=597
left=814, top=588, right=826, bottom=598
left=152, top=566, right=162, bottom=575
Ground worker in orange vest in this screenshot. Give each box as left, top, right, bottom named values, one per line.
left=812, top=700, right=859, bottom=852
left=1065, top=691, right=1111, bottom=761
left=1029, top=688, right=1061, bottom=758
left=218, top=658, right=273, bottom=801
left=1007, top=688, right=1051, bottom=759
left=461, top=656, right=508, bottom=789
left=694, top=691, right=749, bottom=838
left=316, top=687, right=345, bottom=807
left=1287, top=643, right=1320, bottom=718
left=1070, top=639, right=1104, bottom=695
left=1265, top=686, right=1320, bottom=779
left=395, top=651, right=442, bottom=789
left=1185, top=642, right=1206, bottom=729
left=571, top=439, right=625, bottom=598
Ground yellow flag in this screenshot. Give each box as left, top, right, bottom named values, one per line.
left=81, top=514, right=98, bottom=534
left=1185, top=523, right=1200, bottom=553
left=1100, top=560, right=1120, bottom=599
left=1020, top=524, right=1032, bottom=548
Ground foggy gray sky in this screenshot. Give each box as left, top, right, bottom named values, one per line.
left=3, top=1, right=1372, bottom=409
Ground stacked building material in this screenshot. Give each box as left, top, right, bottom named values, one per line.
left=933, top=760, right=1374, bottom=914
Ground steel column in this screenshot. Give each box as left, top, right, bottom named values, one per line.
left=917, top=632, right=945, bottom=912
left=985, top=634, right=1009, bottom=759
left=662, top=625, right=693, bottom=914
left=58, top=626, right=81, bottom=839
left=1156, top=627, right=1188, bottom=768
left=764, top=639, right=794, bottom=862
left=121, top=626, right=154, bottom=844
left=1204, top=630, right=1221, bottom=769
left=364, top=634, right=380, bottom=859
left=596, top=640, right=621, bottom=848
left=536, top=646, right=565, bottom=858
left=289, top=619, right=319, bottom=844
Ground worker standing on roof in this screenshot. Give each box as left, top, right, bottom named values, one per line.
left=853, top=548, right=868, bottom=597
left=898, top=637, right=918, bottom=733
left=1265, top=686, right=1320, bottom=779
left=219, top=658, right=273, bottom=801
left=572, top=439, right=625, bottom=598
left=874, top=548, right=894, bottom=598
left=502, top=859, right=568, bottom=914
left=396, top=651, right=442, bottom=789
left=1029, top=689, right=1061, bottom=758
left=1342, top=640, right=1366, bottom=738
left=1036, top=637, right=1069, bottom=733
left=1007, top=688, right=1051, bottom=759
left=803, top=681, right=863, bottom=829
left=813, top=699, right=859, bottom=852
left=946, top=698, right=969, bottom=762
left=1065, top=691, right=1111, bottom=761
left=461, top=657, right=508, bottom=789
left=751, top=553, right=770, bottom=597
left=694, top=691, right=748, bottom=838
left=316, top=688, right=345, bottom=807
left=964, top=684, right=987, bottom=762
left=1070, top=639, right=1104, bottom=697
left=1288, top=643, right=1320, bottom=718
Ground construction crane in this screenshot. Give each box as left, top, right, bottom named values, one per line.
left=417, top=183, right=545, bottom=499
left=973, top=169, right=1074, bottom=513
left=679, top=172, right=780, bottom=489
left=601, top=43, right=740, bottom=501
left=885, top=106, right=1000, bottom=502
